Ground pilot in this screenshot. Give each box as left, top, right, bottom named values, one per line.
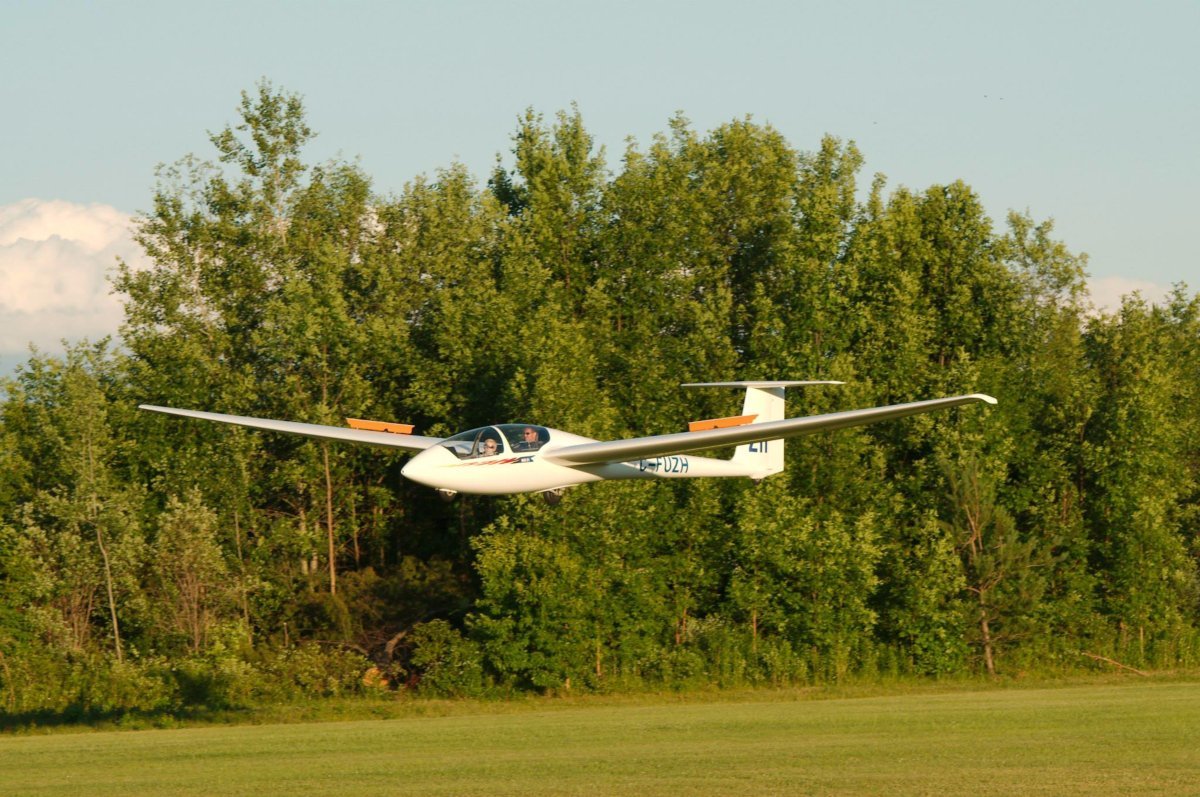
left=513, top=425, right=543, bottom=452
left=480, top=438, right=500, bottom=457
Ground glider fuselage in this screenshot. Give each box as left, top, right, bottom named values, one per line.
left=401, top=424, right=756, bottom=494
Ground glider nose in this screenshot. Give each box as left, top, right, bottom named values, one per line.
left=401, top=444, right=452, bottom=488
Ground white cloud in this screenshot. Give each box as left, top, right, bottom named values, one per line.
left=0, top=199, right=148, bottom=356
left=1086, top=275, right=1175, bottom=315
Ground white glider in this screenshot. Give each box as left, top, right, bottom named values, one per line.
left=140, top=382, right=996, bottom=504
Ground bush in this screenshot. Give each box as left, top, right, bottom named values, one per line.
left=752, top=638, right=808, bottom=686
left=407, top=620, right=485, bottom=698
left=1, top=646, right=176, bottom=723
left=688, top=617, right=750, bottom=688
left=168, top=655, right=260, bottom=709
left=260, top=643, right=372, bottom=699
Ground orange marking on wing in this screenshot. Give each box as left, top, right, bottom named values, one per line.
left=687, top=414, right=758, bottom=432
left=346, top=418, right=415, bottom=435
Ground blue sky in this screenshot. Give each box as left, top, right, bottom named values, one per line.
left=1, top=0, right=1197, bottom=371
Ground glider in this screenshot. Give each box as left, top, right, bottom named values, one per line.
left=140, top=382, right=996, bottom=504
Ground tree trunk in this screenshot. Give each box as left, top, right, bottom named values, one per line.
left=86, top=436, right=122, bottom=662
left=95, top=525, right=123, bottom=663
left=322, top=443, right=337, bottom=595
left=675, top=607, right=689, bottom=645
left=349, top=485, right=361, bottom=569
left=233, top=509, right=253, bottom=645
left=978, top=598, right=995, bottom=676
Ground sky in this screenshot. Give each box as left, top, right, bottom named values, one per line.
left=1, top=0, right=1197, bottom=375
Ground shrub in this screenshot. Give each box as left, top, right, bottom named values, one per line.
left=407, top=620, right=485, bottom=698
left=260, top=643, right=372, bottom=699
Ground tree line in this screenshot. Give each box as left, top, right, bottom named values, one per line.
left=1, top=83, right=1197, bottom=717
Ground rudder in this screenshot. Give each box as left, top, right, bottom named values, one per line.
left=731, top=385, right=786, bottom=479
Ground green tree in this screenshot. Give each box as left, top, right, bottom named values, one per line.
left=151, top=490, right=234, bottom=652
left=470, top=518, right=599, bottom=691
left=0, top=344, right=144, bottom=660
left=733, top=480, right=881, bottom=680
left=940, top=456, right=1051, bottom=675
left=491, top=106, right=606, bottom=311
left=1084, top=293, right=1200, bottom=663
left=882, top=511, right=968, bottom=675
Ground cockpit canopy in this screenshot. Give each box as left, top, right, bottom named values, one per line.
left=441, top=424, right=549, bottom=459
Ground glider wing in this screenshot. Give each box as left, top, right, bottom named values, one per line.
left=542, top=393, right=997, bottom=467
left=139, top=405, right=443, bottom=452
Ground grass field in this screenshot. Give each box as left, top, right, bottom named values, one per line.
left=2, top=680, right=1198, bottom=795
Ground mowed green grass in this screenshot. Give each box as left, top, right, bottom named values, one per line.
left=2, top=681, right=1198, bottom=796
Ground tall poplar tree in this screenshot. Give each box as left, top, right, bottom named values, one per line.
left=1085, top=294, right=1200, bottom=663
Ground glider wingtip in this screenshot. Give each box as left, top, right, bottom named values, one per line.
left=972, top=393, right=998, bottom=405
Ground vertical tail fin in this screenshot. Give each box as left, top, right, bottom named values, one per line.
left=682, top=381, right=843, bottom=480
left=731, top=385, right=787, bottom=478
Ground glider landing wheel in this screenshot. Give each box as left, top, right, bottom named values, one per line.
left=542, top=488, right=566, bottom=506
left=437, top=489, right=458, bottom=503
